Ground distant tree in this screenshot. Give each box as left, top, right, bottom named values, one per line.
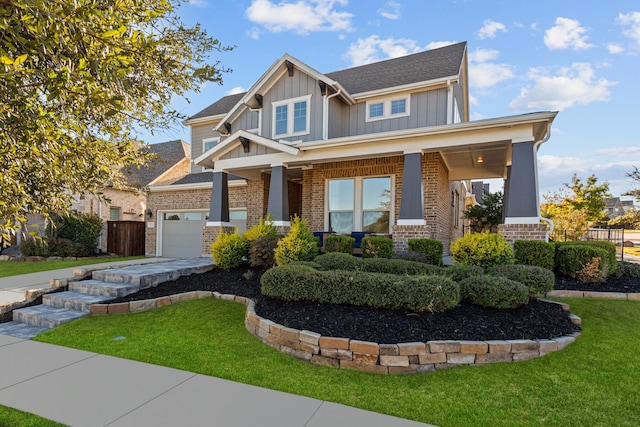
left=464, top=190, right=503, bottom=233
left=623, top=166, right=640, bottom=201
left=541, top=174, right=611, bottom=240
left=0, top=0, right=232, bottom=244
left=608, top=209, right=640, bottom=229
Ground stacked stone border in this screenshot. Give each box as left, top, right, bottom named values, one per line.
left=547, top=290, right=640, bottom=300
left=88, top=293, right=583, bottom=375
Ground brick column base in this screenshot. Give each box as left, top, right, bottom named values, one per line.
left=202, top=226, right=237, bottom=255
left=498, top=223, right=548, bottom=244
left=391, top=225, right=433, bottom=254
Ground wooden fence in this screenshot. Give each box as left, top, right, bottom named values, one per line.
left=107, top=221, right=145, bottom=256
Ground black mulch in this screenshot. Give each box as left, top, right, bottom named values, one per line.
left=554, top=273, right=640, bottom=293
left=107, top=267, right=581, bottom=343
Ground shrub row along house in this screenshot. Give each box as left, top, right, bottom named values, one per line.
left=145, top=42, right=557, bottom=258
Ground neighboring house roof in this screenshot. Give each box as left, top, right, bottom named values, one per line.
left=187, top=42, right=467, bottom=122
left=125, top=139, right=190, bottom=187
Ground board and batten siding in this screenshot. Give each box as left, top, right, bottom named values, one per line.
left=190, top=123, right=221, bottom=174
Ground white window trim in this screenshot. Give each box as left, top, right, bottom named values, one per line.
left=324, top=175, right=394, bottom=233
left=366, top=95, right=410, bottom=122
left=272, top=94, right=311, bottom=138
left=201, top=137, right=219, bottom=171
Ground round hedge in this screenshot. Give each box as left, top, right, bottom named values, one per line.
left=459, top=275, right=529, bottom=309
left=487, top=264, right=555, bottom=295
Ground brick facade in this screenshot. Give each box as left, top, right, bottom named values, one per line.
left=498, top=223, right=548, bottom=244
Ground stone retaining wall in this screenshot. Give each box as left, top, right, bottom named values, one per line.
left=89, top=294, right=582, bottom=375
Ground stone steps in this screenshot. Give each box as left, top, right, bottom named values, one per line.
left=0, top=258, right=214, bottom=339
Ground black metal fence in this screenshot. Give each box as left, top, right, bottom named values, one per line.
left=551, top=228, right=627, bottom=261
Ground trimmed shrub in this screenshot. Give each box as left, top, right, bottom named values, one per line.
left=555, top=244, right=609, bottom=282
left=47, top=212, right=103, bottom=256
left=243, top=216, right=278, bottom=244
left=287, top=260, right=325, bottom=270
left=361, top=236, right=393, bottom=259
left=459, top=275, right=529, bottom=309
left=210, top=228, right=248, bottom=270
left=360, top=258, right=443, bottom=276
left=514, top=240, right=555, bottom=270
left=440, top=264, right=485, bottom=283
left=47, top=238, right=85, bottom=258
left=450, top=232, right=514, bottom=268
left=274, top=216, right=319, bottom=266
left=324, top=235, right=355, bottom=254
left=392, top=251, right=432, bottom=264
left=487, top=264, right=555, bottom=296
left=248, top=235, right=281, bottom=268
left=314, top=252, right=360, bottom=271
left=19, top=238, right=48, bottom=257
left=407, top=238, right=443, bottom=266
left=260, top=264, right=460, bottom=312
left=613, top=261, right=640, bottom=279
left=555, top=241, right=618, bottom=275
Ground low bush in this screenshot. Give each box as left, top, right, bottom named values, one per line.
left=450, top=232, right=514, bottom=268
left=555, top=244, right=609, bottom=282
left=459, top=275, right=529, bottom=309
left=248, top=235, right=281, bottom=268
left=47, top=212, right=102, bottom=256
left=514, top=240, right=555, bottom=270
left=19, top=238, right=47, bottom=257
left=360, top=258, right=443, bottom=276
left=314, top=252, right=360, bottom=271
left=440, top=264, right=485, bottom=282
left=47, top=238, right=86, bottom=258
left=613, top=261, right=640, bottom=279
left=392, top=251, right=432, bottom=264
left=324, top=235, right=355, bottom=254
left=361, top=236, right=393, bottom=258
left=260, top=264, right=460, bottom=312
left=287, top=260, right=325, bottom=270
left=487, top=264, right=555, bottom=295
left=555, top=241, right=618, bottom=275
left=243, top=216, right=278, bottom=244
left=274, top=216, right=319, bottom=266
left=210, top=228, right=248, bottom=270
left=407, top=238, right=443, bottom=266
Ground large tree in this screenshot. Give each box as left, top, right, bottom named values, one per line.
left=0, top=0, right=230, bottom=241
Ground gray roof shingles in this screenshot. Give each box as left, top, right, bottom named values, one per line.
left=125, top=140, right=189, bottom=187
left=188, top=42, right=466, bottom=120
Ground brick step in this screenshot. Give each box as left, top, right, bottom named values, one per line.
left=0, top=321, right=50, bottom=340
left=69, top=280, right=140, bottom=298
left=43, top=292, right=114, bottom=313
left=13, top=305, right=87, bottom=329
left=91, top=258, right=213, bottom=288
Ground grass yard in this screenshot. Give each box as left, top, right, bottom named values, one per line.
left=0, top=404, right=66, bottom=427
left=0, top=256, right=146, bottom=278
left=35, top=297, right=640, bottom=427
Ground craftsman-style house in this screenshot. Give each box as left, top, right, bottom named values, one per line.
left=145, top=42, right=556, bottom=258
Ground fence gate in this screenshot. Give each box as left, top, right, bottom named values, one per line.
left=107, top=221, right=145, bottom=256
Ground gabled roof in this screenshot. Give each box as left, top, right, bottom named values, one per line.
left=187, top=42, right=467, bottom=123
left=125, top=139, right=189, bottom=187
left=325, top=42, right=467, bottom=94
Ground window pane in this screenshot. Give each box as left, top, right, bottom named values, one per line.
left=369, top=103, right=383, bottom=118
left=329, top=212, right=353, bottom=234
left=363, top=211, right=390, bottom=233
left=183, top=212, right=202, bottom=221
left=328, top=179, right=354, bottom=210
left=229, top=210, right=247, bottom=220
left=391, top=99, right=406, bottom=114
left=275, top=105, right=288, bottom=135
left=109, top=207, right=120, bottom=221
left=164, top=212, right=180, bottom=221
left=293, top=101, right=306, bottom=133
left=363, top=177, right=391, bottom=210
left=204, top=139, right=218, bottom=151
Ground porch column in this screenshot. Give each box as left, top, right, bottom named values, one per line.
left=503, top=140, right=539, bottom=223
left=208, top=171, right=229, bottom=224
left=267, top=165, right=290, bottom=226
left=398, top=152, right=425, bottom=225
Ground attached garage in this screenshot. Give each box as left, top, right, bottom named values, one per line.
left=159, top=209, right=247, bottom=258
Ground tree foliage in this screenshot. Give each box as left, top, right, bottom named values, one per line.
left=623, top=166, right=640, bottom=202
left=0, top=0, right=231, bottom=241
left=541, top=174, right=611, bottom=239
left=463, top=190, right=503, bottom=233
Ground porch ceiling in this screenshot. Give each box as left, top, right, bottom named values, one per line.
left=438, top=141, right=511, bottom=181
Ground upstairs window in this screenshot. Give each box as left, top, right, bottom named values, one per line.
left=203, top=137, right=219, bottom=153
left=366, top=95, right=410, bottom=122
left=272, top=95, right=311, bottom=138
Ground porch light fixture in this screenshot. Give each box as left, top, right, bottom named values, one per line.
left=477, top=156, right=484, bottom=163
left=146, top=209, right=153, bottom=219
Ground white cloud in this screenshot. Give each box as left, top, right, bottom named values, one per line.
left=468, top=48, right=514, bottom=89
left=617, top=11, right=640, bottom=47
left=478, top=19, right=507, bottom=39
left=607, top=43, right=624, bottom=54
left=379, top=1, right=401, bottom=20
left=225, top=86, right=247, bottom=95
left=509, top=63, right=615, bottom=111
left=343, top=35, right=422, bottom=66
left=245, top=0, right=354, bottom=34
left=247, top=27, right=261, bottom=40
left=187, top=0, right=207, bottom=6
left=425, top=41, right=457, bottom=50
left=544, top=17, right=593, bottom=50
left=593, top=147, right=640, bottom=156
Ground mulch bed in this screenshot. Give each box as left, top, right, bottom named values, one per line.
left=107, top=267, right=583, bottom=343
left=554, top=274, right=640, bottom=293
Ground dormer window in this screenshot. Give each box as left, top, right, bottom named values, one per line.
left=366, top=95, right=410, bottom=122
left=272, top=95, right=311, bottom=138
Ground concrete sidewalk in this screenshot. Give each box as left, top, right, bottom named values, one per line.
left=0, top=334, right=433, bottom=427
left=0, top=257, right=174, bottom=305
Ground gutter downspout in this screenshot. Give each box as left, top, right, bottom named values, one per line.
left=534, top=122, right=553, bottom=242
left=323, top=89, right=341, bottom=140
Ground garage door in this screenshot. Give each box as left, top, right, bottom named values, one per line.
left=160, top=210, right=247, bottom=258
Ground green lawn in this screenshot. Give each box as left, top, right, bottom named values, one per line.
left=34, top=297, right=640, bottom=427
left=0, top=404, right=66, bottom=427
left=0, top=256, right=146, bottom=278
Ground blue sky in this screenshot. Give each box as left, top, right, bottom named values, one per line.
left=146, top=0, right=640, bottom=200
